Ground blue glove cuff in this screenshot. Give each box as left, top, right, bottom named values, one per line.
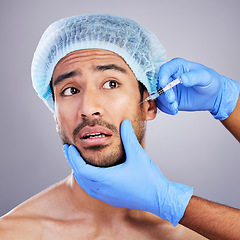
left=157, top=182, right=194, bottom=227
left=211, top=77, right=240, bottom=121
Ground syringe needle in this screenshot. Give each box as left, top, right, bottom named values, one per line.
left=138, top=98, right=148, bottom=106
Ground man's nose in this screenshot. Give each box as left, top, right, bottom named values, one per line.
left=79, top=89, right=103, bottom=118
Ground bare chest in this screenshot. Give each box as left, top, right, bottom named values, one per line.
left=41, top=220, right=207, bottom=240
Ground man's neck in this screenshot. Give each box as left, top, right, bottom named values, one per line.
left=66, top=174, right=136, bottom=222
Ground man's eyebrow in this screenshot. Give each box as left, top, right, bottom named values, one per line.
left=53, top=64, right=126, bottom=87
left=95, top=64, right=127, bottom=73
left=53, top=70, right=81, bottom=86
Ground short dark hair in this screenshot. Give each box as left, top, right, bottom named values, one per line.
left=137, top=81, right=147, bottom=101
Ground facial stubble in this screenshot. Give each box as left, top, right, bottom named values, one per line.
left=57, top=109, right=146, bottom=167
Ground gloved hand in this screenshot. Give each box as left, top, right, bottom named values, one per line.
left=63, top=119, right=193, bottom=226
left=157, top=58, right=240, bottom=120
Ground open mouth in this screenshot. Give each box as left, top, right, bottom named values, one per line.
left=82, top=133, right=111, bottom=139
left=78, top=126, right=113, bottom=147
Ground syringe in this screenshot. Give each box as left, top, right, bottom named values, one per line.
left=139, top=77, right=182, bottom=105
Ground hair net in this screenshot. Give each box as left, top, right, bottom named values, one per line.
left=31, top=14, right=166, bottom=112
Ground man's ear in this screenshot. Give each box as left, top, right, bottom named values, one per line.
left=142, top=91, right=157, bottom=121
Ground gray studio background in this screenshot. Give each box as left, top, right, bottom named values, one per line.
left=0, top=0, right=239, bottom=216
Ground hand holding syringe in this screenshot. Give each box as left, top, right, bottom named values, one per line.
left=139, top=77, right=182, bottom=105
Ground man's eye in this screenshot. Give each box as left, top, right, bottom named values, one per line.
left=61, top=87, right=79, bottom=96
left=103, top=80, right=119, bottom=89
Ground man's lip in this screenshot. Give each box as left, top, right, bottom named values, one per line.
left=78, top=126, right=113, bottom=147
left=79, top=126, right=112, bottom=139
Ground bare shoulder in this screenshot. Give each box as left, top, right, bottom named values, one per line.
left=0, top=214, right=42, bottom=240
left=0, top=177, right=70, bottom=240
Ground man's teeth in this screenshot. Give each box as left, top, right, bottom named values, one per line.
left=83, top=133, right=107, bottom=139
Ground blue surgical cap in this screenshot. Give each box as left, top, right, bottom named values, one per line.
left=31, top=14, right=166, bottom=112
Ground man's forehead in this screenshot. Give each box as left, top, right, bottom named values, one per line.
left=53, top=49, right=134, bottom=77
left=57, top=49, right=127, bottom=66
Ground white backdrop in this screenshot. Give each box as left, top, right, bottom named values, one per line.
left=0, top=0, right=239, bottom=216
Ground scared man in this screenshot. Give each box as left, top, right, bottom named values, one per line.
left=1, top=14, right=239, bottom=239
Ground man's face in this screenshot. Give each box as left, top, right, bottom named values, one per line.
left=52, top=49, right=156, bottom=167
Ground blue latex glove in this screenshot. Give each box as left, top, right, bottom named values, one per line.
left=63, top=119, right=193, bottom=226
left=157, top=58, right=240, bottom=120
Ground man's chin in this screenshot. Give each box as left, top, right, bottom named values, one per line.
left=82, top=144, right=108, bottom=151
left=79, top=146, right=126, bottom=168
